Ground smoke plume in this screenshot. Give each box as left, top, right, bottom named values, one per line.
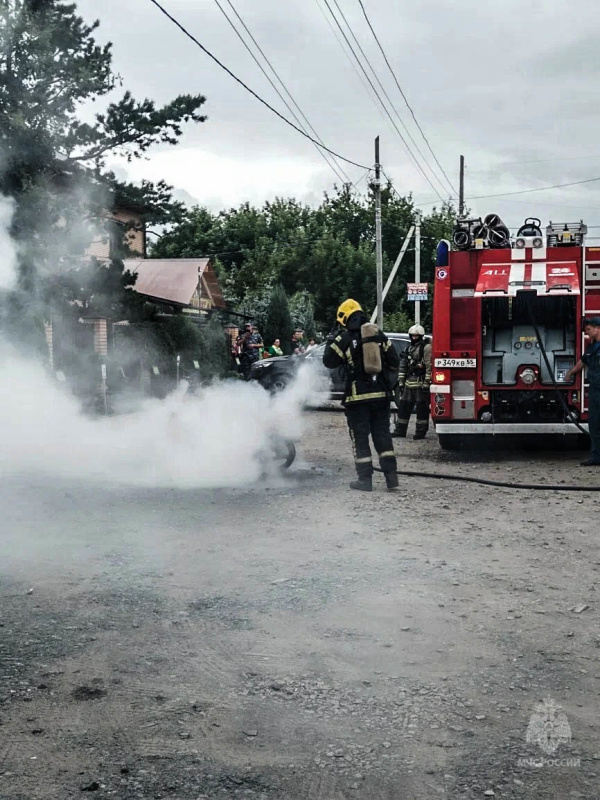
left=0, top=196, right=324, bottom=488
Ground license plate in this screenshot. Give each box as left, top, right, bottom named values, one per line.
left=434, top=358, right=477, bottom=368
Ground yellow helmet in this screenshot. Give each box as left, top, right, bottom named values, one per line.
left=336, top=298, right=363, bottom=327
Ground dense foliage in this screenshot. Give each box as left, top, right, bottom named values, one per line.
left=152, top=184, right=456, bottom=331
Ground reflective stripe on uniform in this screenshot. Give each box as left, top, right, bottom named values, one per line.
left=355, top=456, right=373, bottom=464
left=378, top=450, right=395, bottom=458
left=330, top=342, right=344, bottom=358
left=345, top=391, right=388, bottom=403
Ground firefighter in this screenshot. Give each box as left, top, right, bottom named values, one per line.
left=566, top=316, right=600, bottom=466
left=394, top=324, right=432, bottom=440
left=323, top=299, right=400, bottom=491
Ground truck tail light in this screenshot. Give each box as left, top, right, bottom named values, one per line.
left=434, top=371, right=448, bottom=383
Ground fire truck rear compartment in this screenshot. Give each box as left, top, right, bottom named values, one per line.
left=489, top=389, right=570, bottom=423
left=482, top=294, right=576, bottom=386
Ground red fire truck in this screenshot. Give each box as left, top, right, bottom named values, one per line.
left=431, top=216, right=600, bottom=449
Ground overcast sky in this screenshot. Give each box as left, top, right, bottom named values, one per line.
left=77, top=0, right=600, bottom=236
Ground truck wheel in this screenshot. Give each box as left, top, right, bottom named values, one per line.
left=438, top=434, right=463, bottom=451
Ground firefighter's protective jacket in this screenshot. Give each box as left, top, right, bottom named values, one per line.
left=323, top=314, right=399, bottom=405
left=399, top=340, right=432, bottom=390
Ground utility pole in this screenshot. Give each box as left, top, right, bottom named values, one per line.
left=370, top=226, right=415, bottom=324
left=414, top=211, right=421, bottom=326
left=458, top=154, right=465, bottom=217
left=374, top=136, right=383, bottom=329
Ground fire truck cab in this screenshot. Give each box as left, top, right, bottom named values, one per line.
left=431, top=216, right=600, bottom=449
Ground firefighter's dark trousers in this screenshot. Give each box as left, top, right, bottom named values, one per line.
left=396, top=386, right=430, bottom=435
left=589, top=386, right=600, bottom=464
left=345, top=400, right=397, bottom=480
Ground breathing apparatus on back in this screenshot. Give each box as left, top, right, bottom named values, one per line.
left=336, top=298, right=383, bottom=376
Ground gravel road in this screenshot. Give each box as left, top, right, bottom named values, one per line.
left=1, top=410, right=599, bottom=799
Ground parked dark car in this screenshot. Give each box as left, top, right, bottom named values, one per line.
left=249, top=333, right=431, bottom=401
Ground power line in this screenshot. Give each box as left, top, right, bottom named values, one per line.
left=414, top=175, right=600, bottom=206
left=314, top=0, right=444, bottom=202
left=329, top=0, right=447, bottom=198
left=147, top=0, right=369, bottom=170
left=352, top=167, right=371, bottom=191
left=329, top=0, right=448, bottom=200
left=468, top=154, right=600, bottom=169
left=356, top=0, right=456, bottom=197
left=313, top=0, right=404, bottom=149
left=468, top=175, right=600, bottom=200
left=320, top=0, right=445, bottom=201
left=215, top=0, right=352, bottom=185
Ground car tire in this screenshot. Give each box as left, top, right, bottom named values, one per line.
left=268, top=376, right=290, bottom=393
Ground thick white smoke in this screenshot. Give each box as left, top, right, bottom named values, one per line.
left=0, top=196, right=324, bottom=488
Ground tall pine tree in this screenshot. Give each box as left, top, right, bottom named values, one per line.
left=263, top=285, right=294, bottom=355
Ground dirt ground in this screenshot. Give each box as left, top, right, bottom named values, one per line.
left=1, top=409, right=600, bottom=800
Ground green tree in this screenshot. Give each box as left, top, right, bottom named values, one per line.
left=0, top=0, right=205, bottom=322
left=263, top=285, right=293, bottom=355
left=152, top=185, right=456, bottom=331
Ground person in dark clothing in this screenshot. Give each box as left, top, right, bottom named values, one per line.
left=566, top=316, right=600, bottom=466
left=323, top=298, right=400, bottom=492
left=290, top=329, right=306, bottom=356
left=240, top=322, right=263, bottom=379
left=394, top=324, right=432, bottom=440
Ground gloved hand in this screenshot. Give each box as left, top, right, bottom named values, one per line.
left=326, top=324, right=340, bottom=343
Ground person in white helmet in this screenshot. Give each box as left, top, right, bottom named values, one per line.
left=394, top=325, right=432, bottom=439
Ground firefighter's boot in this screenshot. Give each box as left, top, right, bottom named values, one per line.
left=384, top=471, right=399, bottom=491
left=413, top=428, right=427, bottom=440
left=349, top=478, right=373, bottom=492
left=393, top=423, right=408, bottom=438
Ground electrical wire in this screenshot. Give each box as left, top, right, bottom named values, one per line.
left=355, top=0, right=456, bottom=198
left=327, top=0, right=448, bottom=200
left=320, top=0, right=446, bottom=201
left=215, top=0, right=351, bottom=185
left=328, top=0, right=449, bottom=201
left=468, top=154, right=600, bottom=169
left=372, top=466, right=600, bottom=492
left=414, top=175, right=600, bottom=208
left=313, top=0, right=389, bottom=128
left=469, top=175, right=600, bottom=201
left=381, top=169, right=450, bottom=216
left=147, top=0, right=369, bottom=170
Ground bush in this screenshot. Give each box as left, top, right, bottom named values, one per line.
left=383, top=309, right=414, bottom=333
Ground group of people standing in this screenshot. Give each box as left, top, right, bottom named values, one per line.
left=233, top=322, right=318, bottom=378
